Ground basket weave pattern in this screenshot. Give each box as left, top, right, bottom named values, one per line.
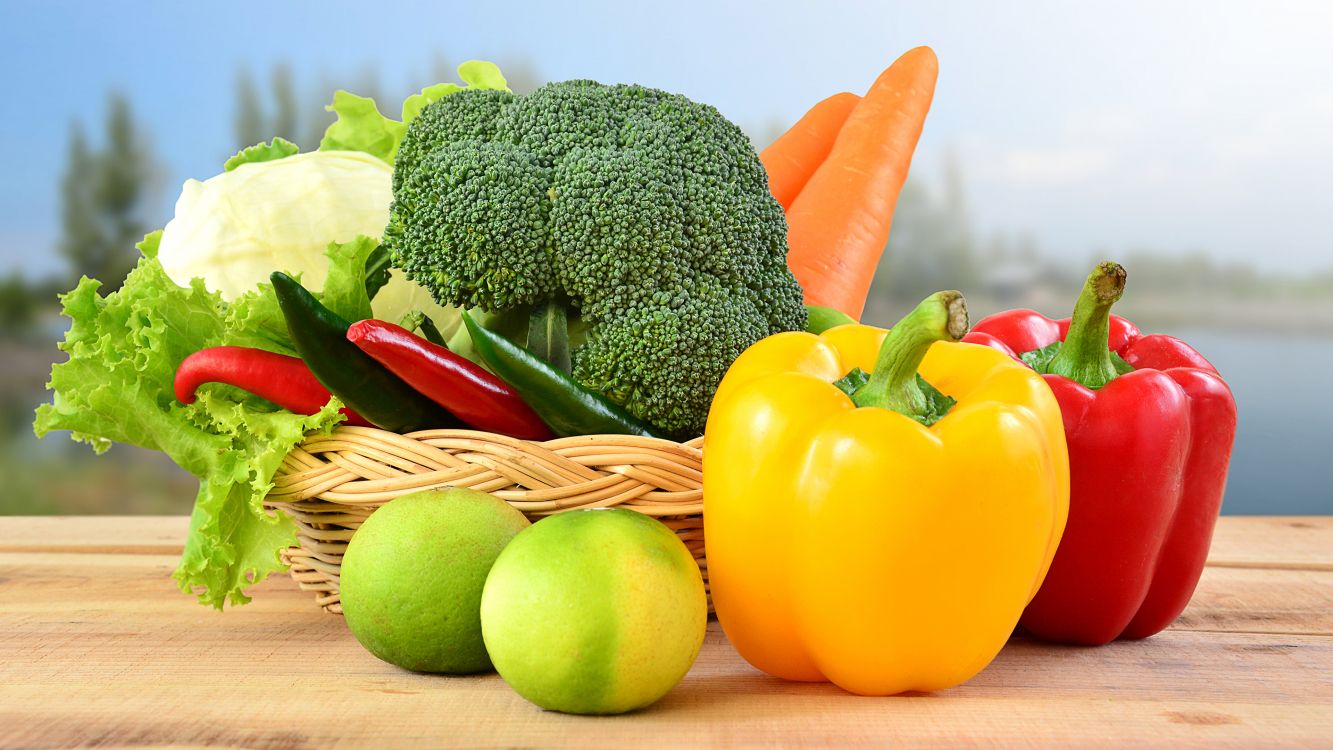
left=265, top=426, right=706, bottom=613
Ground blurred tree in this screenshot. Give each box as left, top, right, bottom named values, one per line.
left=425, top=53, right=456, bottom=93
left=296, top=67, right=386, bottom=151
left=0, top=273, right=34, bottom=330
left=240, top=56, right=549, bottom=155
left=300, top=73, right=338, bottom=151
left=233, top=70, right=266, bottom=150
left=58, top=94, right=156, bottom=292
left=864, top=154, right=977, bottom=325
left=347, top=66, right=387, bottom=114
left=59, top=126, right=100, bottom=273
left=498, top=56, right=543, bottom=95
left=236, top=64, right=314, bottom=151
left=271, top=63, right=299, bottom=144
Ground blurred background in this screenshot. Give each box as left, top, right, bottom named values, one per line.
left=1, top=1, right=1329, bottom=514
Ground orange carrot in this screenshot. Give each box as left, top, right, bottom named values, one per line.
left=786, top=46, right=939, bottom=320
left=761, top=92, right=861, bottom=211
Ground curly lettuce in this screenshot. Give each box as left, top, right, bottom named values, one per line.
left=34, top=233, right=381, bottom=608
left=223, top=137, right=300, bottom=172
left=34, top=62, right=510, bottom=609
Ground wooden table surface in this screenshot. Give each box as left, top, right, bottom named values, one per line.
left=2, top=516, right=1330, bottom=749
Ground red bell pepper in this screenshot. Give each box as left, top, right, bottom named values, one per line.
left=965, top=262, right=1237, bottom=646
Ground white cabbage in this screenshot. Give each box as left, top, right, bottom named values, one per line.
left=156, top=150, right=457, bottom=335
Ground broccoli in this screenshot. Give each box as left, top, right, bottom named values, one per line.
left=382, top=79, right=806, bottom=438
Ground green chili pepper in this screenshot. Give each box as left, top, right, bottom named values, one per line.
left=461, top=311, right=668, bottom=439
left=270, top=272, right=455, bottom=432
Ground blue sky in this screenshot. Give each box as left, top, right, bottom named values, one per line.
left=2, top=0, right=1331, bottom=279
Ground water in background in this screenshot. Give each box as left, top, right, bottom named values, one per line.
left=1182, top=330, right=1333, bottom=515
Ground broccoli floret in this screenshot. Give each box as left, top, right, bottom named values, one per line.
left=384, top=80, right=806, bottom=438
left=384, top=139, right=553, bottom=311
left=393, top=89, right=515, bottom=194
left=572, top=283, right=770, bottom=437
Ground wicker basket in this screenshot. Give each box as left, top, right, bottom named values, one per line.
left=264, top=425, right=706, bottom=614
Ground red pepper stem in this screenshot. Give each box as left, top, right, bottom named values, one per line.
left=852, top=291, right=968, bottom=417
left=1046, top=262, right=1127, bottom=389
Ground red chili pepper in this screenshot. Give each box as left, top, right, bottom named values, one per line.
left=346, top=319, right=554, bottom=441
left=174, top=346, right=371, bottom=427
left=965, top=262, right=1237, bottom=646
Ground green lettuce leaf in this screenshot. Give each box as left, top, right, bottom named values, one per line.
left=223, top=137, right=300, bottom=172
left=214, top=63, right=511, bottom=174
left=318, top=235, right=379, bottom=322
left=218, top=235, right=380, bottom=357
left=320, top=60, right=510, bottom=164
left=456, top=60, right=508, bottom=91
left=175, top=395, right=342, bottom=608
left=317, top=91, right=406, bottom=164
left=222, top=282, right=297, bottom=357
left=34, top=233, right=381, bottom=608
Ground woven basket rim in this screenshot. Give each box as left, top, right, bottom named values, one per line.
left=266, top=426, right=708, bottom=613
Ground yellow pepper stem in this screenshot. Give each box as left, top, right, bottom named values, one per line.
left=852, top=291, right=969, bottom=418
left=1046, top=262, right=1126, bottom=389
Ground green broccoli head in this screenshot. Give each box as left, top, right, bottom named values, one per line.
left=383, top=79, right=806, bottom=438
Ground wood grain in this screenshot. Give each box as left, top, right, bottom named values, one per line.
left=0, top=515, right=188, bottom=553
left=1207, top=516, right=1333, bottom=570
left=1, top=516, right=1330, bottom=749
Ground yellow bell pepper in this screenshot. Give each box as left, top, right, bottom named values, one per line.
left=703, top=291, right=1069, bottom=695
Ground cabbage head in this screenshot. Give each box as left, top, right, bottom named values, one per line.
left=156, top=149, right=458, bottom=335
